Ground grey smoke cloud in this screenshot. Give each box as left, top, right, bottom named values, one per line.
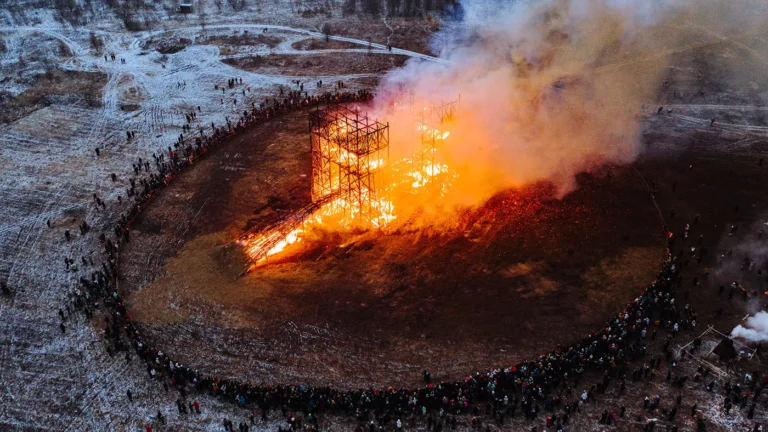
left=373, top=0, right=768, bottom=210
left=732, top=311, right=768, bottom=342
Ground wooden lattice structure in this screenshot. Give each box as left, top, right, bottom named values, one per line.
left=676, top=325, right=760, bottom=382
left=234, top=106, right=390, bottom=273
left=309, top=105, right=389, bottom=225
left=238, top=201, right=320, bottom=265
left=417, top=98, right=459, bottom=172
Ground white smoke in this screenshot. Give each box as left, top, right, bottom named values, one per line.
left=373, top=0, right=768, bottom=209
left=731, top=312, right=768, bottom=342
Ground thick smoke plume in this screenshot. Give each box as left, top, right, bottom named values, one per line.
left=372, top=0, right=768, bottom=218
left=732, top=311, right=768, bottom=342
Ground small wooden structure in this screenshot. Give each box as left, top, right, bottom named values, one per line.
left=178, top=3, right=194, bottom=13
left=712, top=337, right=738, bottom=362
left=677, top=325, right=759, bottom=382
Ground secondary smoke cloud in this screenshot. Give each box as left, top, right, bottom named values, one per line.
left=732, top=311, right=768, bottom=342
left=373, top=0, right=768, bottom=217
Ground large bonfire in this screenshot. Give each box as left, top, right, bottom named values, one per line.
left=240, top=101, right=458, bottom=265
left=238, top=0, right=749, bottom=266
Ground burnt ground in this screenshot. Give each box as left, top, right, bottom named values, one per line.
left=117, top=37, right=768, bottom=398
left=119, top=106, right=668, bottom=389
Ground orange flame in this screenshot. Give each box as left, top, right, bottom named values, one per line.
left=241, top=115, right=456, bottom=265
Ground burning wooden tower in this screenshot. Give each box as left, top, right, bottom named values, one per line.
left=309, top=105, right=390, bottom=227
left=237, top=105, right=390, bottom=270
left=417, top=98, right=459, bottom=174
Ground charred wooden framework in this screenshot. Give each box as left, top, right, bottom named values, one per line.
left=237, top=105, right=389, bottom=269
left=417, top=98, right=459, bottom=173
left=309, top=105, right=389, bottom=226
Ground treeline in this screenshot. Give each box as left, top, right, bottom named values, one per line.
left=343, top=0, right=459, bottom=16
left=47, top=0, right=159, bottom=30
left=50, top=0, right=90, bottom=25
left=43, top=0, right=459, bottom=30
left=109, top=0, right=158, bottom=31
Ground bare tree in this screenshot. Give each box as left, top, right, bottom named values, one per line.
left=52, top=0, right=86, bottom=26
left=342, top=0, right=356, bottom=15
left=321, top=22, right=333, bottom=42
left=227, top=0, right=247, bottom=11
left=89, top=32, right=104, bottom=53
left=362, top=0, right=381, bottom=15
left=403, top=0, right=415, bottom=16
left=58, top=40, right=73, bottom=57
left=198, top=0, right=208, bottom=31
left=387, top=0, right=401, bottom=16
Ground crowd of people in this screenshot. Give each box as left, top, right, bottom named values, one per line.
left=72, top=235, right=707, bottom=431
left=37, top=82, right=766, bottom=431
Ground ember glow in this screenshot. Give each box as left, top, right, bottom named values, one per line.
left=239, top=107, right=457, bottom=265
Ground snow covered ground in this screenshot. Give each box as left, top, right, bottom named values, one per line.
left=0, top=5, right=442, bottom=429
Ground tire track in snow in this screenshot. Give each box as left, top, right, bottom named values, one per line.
left=199, top=23, right=447, bottom=64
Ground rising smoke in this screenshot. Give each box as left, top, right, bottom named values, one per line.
left=373, top=0, right=768, bottom=216
left=732, top=311, right=768, bottom=342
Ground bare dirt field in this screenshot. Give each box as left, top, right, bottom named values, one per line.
left=291, top=38, right=363, bottom=51
left=223, top=52, right=410, bottom=77
left=0, top=70, right=107, bottom=123
left=201, top=33, right=284, bottom=49
left=118, top=105, right=667, bottom=389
